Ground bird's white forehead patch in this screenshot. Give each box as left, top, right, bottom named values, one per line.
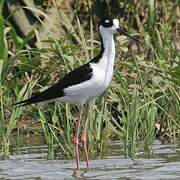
left=113, top=19, right=119, bottom=27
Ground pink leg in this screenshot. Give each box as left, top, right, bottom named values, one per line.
left=72, top=107, right=83, bottom=170
left=81, top=103, right=90, bottom=170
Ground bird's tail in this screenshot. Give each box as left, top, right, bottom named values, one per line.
left=13, top=83, right=63, bottom=106
left=13, top=90, right=53, bottom=106
left=13, top=93, right=43, bottom=106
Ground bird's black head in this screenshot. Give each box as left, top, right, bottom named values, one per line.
left=98, top=15, right=141, bottom=43
left=99, top=15, right=114, bottom=28
left=98, top=15, right=120, bottom=35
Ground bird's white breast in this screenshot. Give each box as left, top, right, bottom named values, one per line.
left=60, top=54, right=115, bottom=106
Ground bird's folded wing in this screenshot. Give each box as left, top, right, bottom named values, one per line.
left=14, top=63, right=93, bottom=106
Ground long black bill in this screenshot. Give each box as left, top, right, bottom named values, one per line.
left=117, top=27, right=141, bottom=43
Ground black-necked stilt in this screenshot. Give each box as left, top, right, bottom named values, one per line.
left=14, top=16, right=139, bottom=170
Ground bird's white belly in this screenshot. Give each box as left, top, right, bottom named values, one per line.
left=60, top=65, right=113, bottom=105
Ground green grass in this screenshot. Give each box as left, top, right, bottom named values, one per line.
left=0, top=0, right=179, bottom=160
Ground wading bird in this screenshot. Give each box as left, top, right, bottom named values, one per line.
left=14, top=16, right=139, bottom=170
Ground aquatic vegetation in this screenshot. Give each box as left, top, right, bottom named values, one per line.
left=0, top=0, right=179, bottom=160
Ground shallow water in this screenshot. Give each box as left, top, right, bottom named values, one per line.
left=0, top=140, right=180, bottom=179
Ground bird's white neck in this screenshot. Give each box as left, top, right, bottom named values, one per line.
left=88, top=30, right=116, bottom=97
left=88, top=30, right=116, bottom=88
left=98, top=30, right=116, bottom=72
left=101, top=32, right=115, bottom=58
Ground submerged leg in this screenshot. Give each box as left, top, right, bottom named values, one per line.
left=72, top=107, right=83, bottom=170
left=81, top=103, right=90, bottom=170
